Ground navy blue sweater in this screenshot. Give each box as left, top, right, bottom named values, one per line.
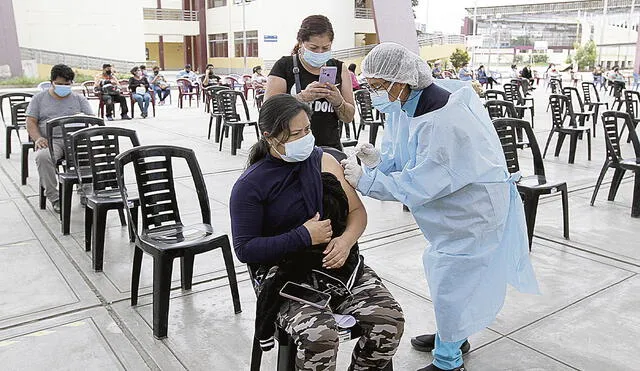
left=230, top=148, right=324, bottom=264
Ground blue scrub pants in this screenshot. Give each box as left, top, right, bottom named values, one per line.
left=433, top=333, right=466, bottom=370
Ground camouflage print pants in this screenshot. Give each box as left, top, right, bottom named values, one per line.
left=276, top=266, right=405, bottom=371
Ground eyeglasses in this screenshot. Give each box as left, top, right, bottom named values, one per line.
left=364, top=82, right=388, bottom=97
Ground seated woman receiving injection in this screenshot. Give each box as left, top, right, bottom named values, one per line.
left=229, top=94, right=404, bottom=371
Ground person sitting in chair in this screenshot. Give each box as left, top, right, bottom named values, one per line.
left=230, top=94, right=404, bottom=371
left=95, top=63, right=130, bottom=121
left=128, top=66, right=151, bottom=118
left=150, top=66, right=171, bottom=105
left=26, top=64, right=94, bottom=213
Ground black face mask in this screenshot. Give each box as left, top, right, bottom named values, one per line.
left=106, top=70, right=112, bottom=75
left=154, top=71, right=159, bottom=75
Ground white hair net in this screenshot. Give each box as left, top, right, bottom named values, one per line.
left=361, top=42, right=433, bottom=89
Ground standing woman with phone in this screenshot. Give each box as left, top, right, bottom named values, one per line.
left=266, top=15, right=355, bottom=150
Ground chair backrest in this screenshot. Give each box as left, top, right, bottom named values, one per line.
left=118, top=80, right=130, bottom=95
left=206, top=86, right=229, bottom=113
left=321, top=146, right=347, bottom=162
left=217, top=90, right=250, bottom=122
left=177, top=78, right=195, bottom=93
left=10, top=101, right=30, bottom=130
left=81, top=81, right=99, bottom=98
left=623, top=90, right=640, bottom=119
left=354, top=90, right=378, bottom=122
left=0, top=92, right=33, bottom=123
left=37, top=82, right=52, bottom=91
left=549, top=78, right=562, bottom=94
left=484, top=100, right=518, bottom=120
left=562, top=87, right=585, bottom=113
left=71, top=126, right=140, bottom=195
left=46, top=115, right=105, bottom=175
left=503, top=83, right=518, bottom=103
left=581, top=81, right=600, bottom=104
left=492, top=117, right=545, bottom=176
left=549, top=94, right=571, bottom=128
left=114, top=145, right=211, bottom=232
left=484, top=89, right=506, bottom=101
left=600, top=111, right=640, bottom=164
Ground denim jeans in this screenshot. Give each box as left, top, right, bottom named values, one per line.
left=132, top=93, right=150, bottom=114
left=152, top=85, right=170, bottom=102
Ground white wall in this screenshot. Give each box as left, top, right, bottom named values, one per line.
left=12, top=0, right=146, bottom=62
left=206, top=0, right=373, bottom=61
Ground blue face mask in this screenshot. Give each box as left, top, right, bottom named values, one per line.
left=53, top=84, right=72, bottom=97
left=302, top=47, right=332, bottom=68
left=370, top=85, right=403, bottom=114
left=274, top=133, right=316, bottom=162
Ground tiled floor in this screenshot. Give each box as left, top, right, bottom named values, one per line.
left=1, top=83, right=639, bottom=371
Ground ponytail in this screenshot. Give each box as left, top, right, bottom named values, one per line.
left=292, top=44, right=300, bottom=55
left=248, top=138, right=270, bottom=167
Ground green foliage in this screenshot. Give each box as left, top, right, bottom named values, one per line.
left=565, top=54, right=573, bottom=65
left=511, top=36, right=533, bottom=47
left=532, top=54, right=548, bottom=64
left=449, top=48, right=470, bottom=69
left=573, top=40, right=597, bottom=70
left=0, top=76, right=43, bottom=86
left=513, top=55, right=524, bottom=64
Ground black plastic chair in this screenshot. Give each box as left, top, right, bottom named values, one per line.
left=354, top=90, right=385, bottom=146
left=205, top=86, right=230, bottom=141
left=581, top=82, right=609, bottom=137
left=1, top=92, right=33, bottom=159
left=493, top=118, right=569, bottom=249
left=484, top=89, right=506, bottom=101
left=621, top=90, right=640, bottom=143
left=562, top=87, right=594, bottom=130
left=543, top=94, right=592, bottom=164
left=612, top=83, right=625, bottom=110
left=217, top=90, right=259, bottom=155
left=71, top=127, right=141, bottom=271
left=114, top=145, right=242, bottom=339
left=46, top=115, right=106, bottom=235
left=504, top=83, right=535, bottom=127
left=590, top=111, right=640, bottom=217
left=546, top=78, right=563, bottom=112
left=484, top=99, right=518, bottom=120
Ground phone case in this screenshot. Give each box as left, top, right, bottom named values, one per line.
left=279, top=282, right=331, bottom=309
left=319, top=67, right=338, bottom=85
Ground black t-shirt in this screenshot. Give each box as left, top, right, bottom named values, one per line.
left=269, top=55, right=344, bottom=149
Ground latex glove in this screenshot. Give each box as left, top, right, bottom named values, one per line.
left=341, top=159, right=363, bottom=189
left=354, top=142, right=381, bottom=168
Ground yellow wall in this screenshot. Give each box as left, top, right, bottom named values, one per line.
left=145, top=42, right=185, bottom=70
left=36, top=64, right=102, bottom=80
left=209, top=57, right=263, bottom=73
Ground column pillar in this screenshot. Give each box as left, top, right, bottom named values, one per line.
left=0, top=0, right=23, bottom=77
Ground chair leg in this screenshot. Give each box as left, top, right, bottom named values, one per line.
left=180, top=253, right=194, bottom=290
left=250, top=336, right=263, bottom=371
left=129, top=205, right=138, bottom=243
left=561, top=188, right=570, bottom=239
left=542, top=130, right=555, bottom=159
left=219, top=126, right=227, bottom=152
left=608, top=168, right=626, bottom=201
left=523, top=194, right=540, bottom=251
left=92, top=206, right=108, bottom=272
left=590, top=163, right=610, bottom=206
left=131, top=246, right=143, bottom=305
left=231, top=126, right=239, bottom=156
left=554, top=133, right=566, bottom=157
left=39, top=186, right=46, bottom=210
left=592, top=106, right=599, bottom=137
left=117, top=208, right=127, bottom=226
left=215, top=116, right=222, bottom=143
left=632, top=172, right=640, bottom=218
left=254, top=123, right=260, bottom=140
left=276, top=333, right=294, bottom=371
left=152, top=256, right=174, bottom=339
left=21, top=144, right=30, bottom=185
left=567, top=134, right=578, bottom=164
left=84, top=206, right=93, bottom=252
left=586, top=130, right=591, bottom=161
left=61, top=181, right=73, bottom=235
left=529, top=107, right=534, bottom=128
left=369, top=124, right=380, bottom=146
left=208, top=116, right=213, bottom=140
left=5, top=127, right=12, bottom=159
left=221, top=237, right=242, bottom=314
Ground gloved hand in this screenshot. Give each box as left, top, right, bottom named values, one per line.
left=355, top=143, right=381, bottom=168
left=340, top=159, right=363, bottom=189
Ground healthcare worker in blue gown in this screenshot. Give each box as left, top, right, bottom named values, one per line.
left=341, top=43, right=540, bottom=371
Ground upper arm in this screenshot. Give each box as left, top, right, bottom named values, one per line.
left=340, top=67, right=354, bottom=105
left=265, top=75, right=287, bottom=99
left=79, top=96, right=94, bottom=116
left=321, top=153, right=365, bottom=214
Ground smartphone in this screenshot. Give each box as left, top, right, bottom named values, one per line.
left=319, top=66, right=338, bottom=85
left=279, top=281, right=331, bottom=309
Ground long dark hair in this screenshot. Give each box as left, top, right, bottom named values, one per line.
left=247, top=94, right=312, bottom=166
left=292, top=15, right=334, bottom=55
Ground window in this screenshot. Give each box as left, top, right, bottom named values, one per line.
left=207, top=0, right=227, bottom=8
left=208, top=33, right=228, bottom=57
left=234, top=30, right=258, bottom=57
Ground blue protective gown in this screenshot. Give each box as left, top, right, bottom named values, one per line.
left=356, top=80, right=539, bottom=342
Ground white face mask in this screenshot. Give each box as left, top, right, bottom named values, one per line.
left=273, top=133, right=315, bottom=162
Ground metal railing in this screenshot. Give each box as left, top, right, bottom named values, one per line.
left=20, top=48, right=153, bottom=72
left=329, top=34, right=465, bottom=60
left=354, top=7, right=374, bottom=19
left=143, top=8, right=198, bottom=21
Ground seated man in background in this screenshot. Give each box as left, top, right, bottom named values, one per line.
left=457, top=63, right=472, bottom=81
left=95, top=63, right=130, bottom=121
left=150, top=66, right=171, bottom=105
left=202, top=64, right=221, bottom=87
left=26, top=64, right=94, bottom=213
